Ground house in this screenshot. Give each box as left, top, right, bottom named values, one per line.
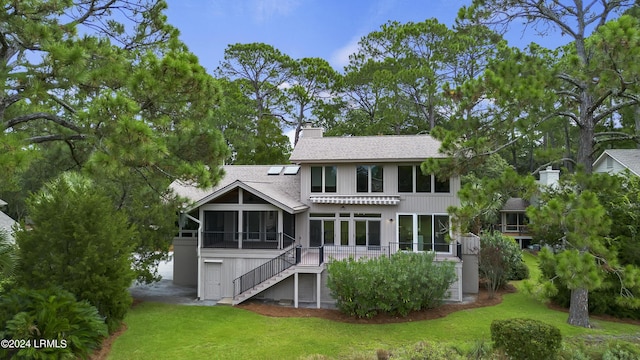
left=495, top=197, right=532, bottom=249
left=495, top=167, right=559, bottom=249
left=171, top=126, right=479, bottom=308
left=593, top=149, right=640, bottom=176
left=0, top=199, right=17, bottom=243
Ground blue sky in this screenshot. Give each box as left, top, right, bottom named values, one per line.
left=164, top=0, right=571, bottom=73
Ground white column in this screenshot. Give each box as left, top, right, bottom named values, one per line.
left=316, top=273, right=321, bottom=309
left=294, top=272, right=299, bottom=308
left=278, top=209, right=284, bottom=249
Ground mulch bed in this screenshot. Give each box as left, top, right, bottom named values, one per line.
left=236, top=285, right=516, bottom=324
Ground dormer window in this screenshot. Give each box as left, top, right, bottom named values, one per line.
left=311, top=166, right=337, bottom=193
left=357, top=165, right=383, bottom=193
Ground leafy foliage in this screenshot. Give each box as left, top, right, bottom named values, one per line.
left=447, top=155, right=537, bottom=234
left=0, top=287, right=108, bottom=360
left=0, top=0, right=228, bottom=282
left=491, top=318, right=562, bottom=360
left=526, top=172, right=640, bottom=324
left=602, top=340, right=640, bottom=360
left=15, top=173, right=135, bottom=332
left=327, top=252, right=456, bottom=318
left=479, top=231, right=528, bottom=298
left=0, top=228, right=17, bottom=292
left=459, top=1, right=640, bottom=172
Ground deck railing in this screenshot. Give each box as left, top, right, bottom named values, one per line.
left=494, top=224, right=530, bottom=235
left=232, top=245, right=299, bottom=298
left=203, top=231, right=295, bottom=249
left=232, top=240, right=471, bottom=299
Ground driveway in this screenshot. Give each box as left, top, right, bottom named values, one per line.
left=128, top=252, right=216, bottom=306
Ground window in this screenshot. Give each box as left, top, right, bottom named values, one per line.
left=310, top=213, right=336, bottom=247
left=396, top=214, right=451, bottom=253
left=505, top=213, right=528, bottom=233
left=325, top=166, right=337, bottom=192
left=311, top=167, right=322, bottom=192
left=398, top=166, right=413, bottom=192
left=357, top=165, right=383, bottom=193
left=397, top=166, right=435, bottom=193
left=435, top=176, right=450, bottom=193
left=416, top=168, right=431, bottom=193
left=340, top=221, right=349, bottom=245
left=243, top=211, right=278, bottom=241
left=311, top=166, right=337, bottom=193
left=355, top=220, right=381, bottom=246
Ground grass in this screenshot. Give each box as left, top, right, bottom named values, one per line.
left=108, top=252, right=640, bottom=359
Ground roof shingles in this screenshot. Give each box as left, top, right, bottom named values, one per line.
left=289, top=134, right=443, bottom=163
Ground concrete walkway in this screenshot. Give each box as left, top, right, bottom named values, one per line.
left=128, top=253, right=217, bottom=306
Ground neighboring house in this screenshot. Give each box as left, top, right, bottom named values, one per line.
left=0, top=199, right=17, bottom=243
left=593, top=149, right=640, bottom=176
left=495, top=197, right=532, bottom=249
left=495, top=167, right=559, bottom=249
left=171, top=126, right=479, bottom=308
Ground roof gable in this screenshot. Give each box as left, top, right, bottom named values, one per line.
left=170, top=165, right=308, bottom=214
left=593, top=149, right=640, bottom=176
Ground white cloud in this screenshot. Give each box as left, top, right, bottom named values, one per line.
left=252, top=0, right=299, bottom=23
left=329, top=36, right=361, bottom=71
left=285, top=128, right=296, bottom=147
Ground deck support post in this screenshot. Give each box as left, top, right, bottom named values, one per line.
left=294, top=272, right=299, bottom=308
left=316, top=272, right=321, bottom=309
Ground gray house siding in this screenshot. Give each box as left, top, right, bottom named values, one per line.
left=171, top=132, right=477, bottom=306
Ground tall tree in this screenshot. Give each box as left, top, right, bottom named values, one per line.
left=339, top=20, right=454, bottom=135
left=459, top=0, right=639, bottom=172
left=0, top=1, right=228, bottom=281
left=15, top=173, right=136, bottom=332
left=526, top=173, right=640, bottom=327
left=215, top=43, right=292, bottom=164
left=335, top=19, right=502, bottom=138
left=284, top=57, right=339, bottom=144
left=457, top=0, right=640, bottom=328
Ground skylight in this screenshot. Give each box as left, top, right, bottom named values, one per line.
left=283, top=166, right=300, bottom=175
left=267, top=166, right=283, bottom=175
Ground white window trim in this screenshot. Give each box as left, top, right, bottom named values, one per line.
left=396, top=213, right=452, bottom=254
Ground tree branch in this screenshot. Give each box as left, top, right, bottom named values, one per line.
left=27, top=134, right=88, bottom=144
left=593, top=99, right=640, bottom=124
left=4, top=112, right=83, bottom=133
left=530, top=158, right=576, bottom=176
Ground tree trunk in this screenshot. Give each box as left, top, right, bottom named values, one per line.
left=567, top=287, right=590, bottom=327
left=635, top=105, right=640, bottom=150
left=576, top=93, right=595, bottom=174
left=564, top=120, right=574, bottom=172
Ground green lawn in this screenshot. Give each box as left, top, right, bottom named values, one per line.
left=108, top=252, right=640, bottom=359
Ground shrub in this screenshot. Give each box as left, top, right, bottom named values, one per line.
left=327, top=252, right=456, bottom=318
left=479, top=231, right=527, bottom=298
left=390, top=341, right=464, bottom=360
left=491, top=318, right=562, bottom=360
left=509, top=259, right=530, bottom=281
left=602, top=340, right=640, bottom=360
left=0, top=287, right=108, bottom=359
left=15, top=173, right=136, bottom=332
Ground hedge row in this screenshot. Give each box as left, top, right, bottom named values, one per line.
left=327, top=251, right=457, bottom=318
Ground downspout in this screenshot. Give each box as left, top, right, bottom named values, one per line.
left=182, top=212, right=202, bottom=299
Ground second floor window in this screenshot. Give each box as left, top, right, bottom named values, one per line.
left=398, top=165, right=431, bottom=192
left=397, top=165, right=450, bottom=193
left=357, top=165, right=383, bottom=193
left=311, top=166, right=337, bottom=193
